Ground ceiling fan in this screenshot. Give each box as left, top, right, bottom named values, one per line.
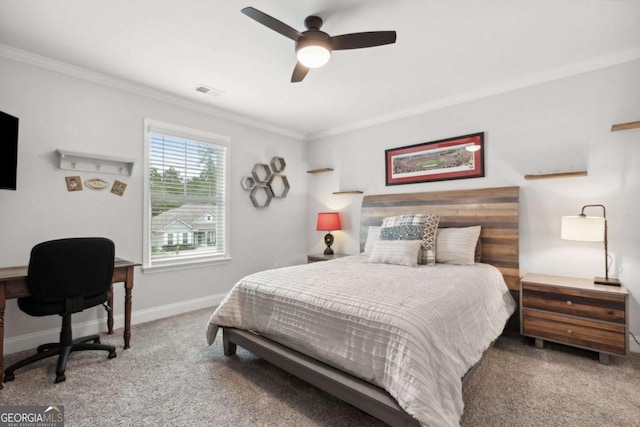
left=241, top=7, right=397, bottom=83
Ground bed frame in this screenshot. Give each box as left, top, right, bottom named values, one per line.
left=222, top=186, right=520, bottom=426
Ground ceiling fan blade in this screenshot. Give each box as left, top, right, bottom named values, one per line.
left=330, top=31, right=397, bottom=50
left=291, top=62, right=310, bottom=83
left=241, top=7, right=302, bottom=41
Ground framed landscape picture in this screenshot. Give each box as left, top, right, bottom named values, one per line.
left=385, top=132, right=484, bottom=186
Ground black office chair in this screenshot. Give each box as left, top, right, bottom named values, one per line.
left=3, top=238, right=117, bottom=384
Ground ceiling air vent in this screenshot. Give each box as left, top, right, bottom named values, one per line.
left=194, top=85, right=225, bottom=97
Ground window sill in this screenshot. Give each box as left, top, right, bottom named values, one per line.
left=142, top=256, right=231, bottom=274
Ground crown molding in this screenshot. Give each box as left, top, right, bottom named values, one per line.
left=0, top=44, right=305, bottom=141
left=2, top=43, right=638, bottom=143
left=305, top=47, right=640, bottom=141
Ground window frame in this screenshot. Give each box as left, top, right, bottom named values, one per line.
left=143, top=118, right=231, bottom=272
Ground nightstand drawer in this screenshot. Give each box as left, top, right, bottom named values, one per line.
left=522, top=309, right=626, bottom=355
left=522, top=283, right=625, bottom=324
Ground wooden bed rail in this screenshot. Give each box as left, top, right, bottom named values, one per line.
left=223, top=327, right=421, bottom=427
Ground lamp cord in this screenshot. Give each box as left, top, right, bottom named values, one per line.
left=630, top=331, right=640, bottom=346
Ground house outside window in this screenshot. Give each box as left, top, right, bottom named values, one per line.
left=143, top=119, right=230, bottom=270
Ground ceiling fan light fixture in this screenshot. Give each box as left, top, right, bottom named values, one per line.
left=241, top=7, right=397, bottom=82
left=296, top=38, right=332, bottom=68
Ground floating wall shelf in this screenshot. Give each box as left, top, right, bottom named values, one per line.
left=524, top=171, right=587, bottom=180
left=611, top=121, right=640, bottom=132
left=56, top=149, right=136, bottom=176
left=307, top=168, right=334, bottom=174
left=332, top=190, right=364, bottom=195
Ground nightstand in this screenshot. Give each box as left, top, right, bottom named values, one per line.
left=520, top=273, right=628, bottom=364
left=307, top=253, right=348, bottom=263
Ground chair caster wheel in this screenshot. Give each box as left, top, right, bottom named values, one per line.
left=55, top=374, right=66, bottom=383
left=3, top=373, right=15, bottom=382
left=108, top=352, right=117, bottom=359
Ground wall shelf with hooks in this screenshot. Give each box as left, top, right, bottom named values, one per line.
left=611, top=120, right=640, bottom=132
left=332, top=190, right=364, bottom=195
left=524, top=171, right=587, bottom=180
left=56, top=149, right=136, bottom=176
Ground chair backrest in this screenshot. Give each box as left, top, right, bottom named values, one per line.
left=27, top=238, right=115, bottom=303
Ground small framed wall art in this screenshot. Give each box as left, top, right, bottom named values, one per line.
left=385, top=132, right=484, bottom=186
left=65, top=176, right=83, bottom=191
left=111, top=180, right=127, bottom=196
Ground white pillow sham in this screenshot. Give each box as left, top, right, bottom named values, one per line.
left=435, top=225, right=481, bottom=265
left=363, top=226, right=381, bottom=255
left=368, top=240, right=422, bottom=267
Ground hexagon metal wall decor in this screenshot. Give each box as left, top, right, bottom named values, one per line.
left=242, top=157, right=289, bottom=208
left=251, top=163, right=272, bottom=184
left=268, top=174, right=290, bottom=198
left=250, top=185, right=274, bottom=208
left=241, top=176, right=256, bottom=191
left=270, top=156, right=286, bottom=173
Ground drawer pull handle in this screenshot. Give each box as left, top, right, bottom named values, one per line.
left=567, top=329, right=572, bottom=334
left=566, top=300, right=572, bottom=305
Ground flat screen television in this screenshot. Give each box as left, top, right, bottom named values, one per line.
left=0, top=110, right=19, bottom=190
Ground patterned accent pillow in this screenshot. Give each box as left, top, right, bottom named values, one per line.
left=368, top=240, right=422, bottom=267
left=380, top=214, right=429, bottom=241
left=420, top=214, right=440, bottom=265
left=380, top=214, right=440, bottom=265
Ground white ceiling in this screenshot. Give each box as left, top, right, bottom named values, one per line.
left=1, top=1, right=639, bottom=140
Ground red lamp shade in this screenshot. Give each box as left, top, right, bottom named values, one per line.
left=316, top=212, right=341, bottom=231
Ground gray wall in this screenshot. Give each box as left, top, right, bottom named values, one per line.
left=0, top=56, right=308, bottom=353
left=306, top=60, right=640, bottom=352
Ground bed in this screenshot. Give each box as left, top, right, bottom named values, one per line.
left=207, top=186, right=520, bottom=426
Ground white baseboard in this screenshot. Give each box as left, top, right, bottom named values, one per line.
left=7, top=294, right=638, bottom=355
left=3, top=293, right=227, bottom=355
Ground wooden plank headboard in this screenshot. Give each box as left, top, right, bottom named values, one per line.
left=360, top=186, right=520, bottom=291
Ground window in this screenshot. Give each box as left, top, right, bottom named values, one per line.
left=143, top=119, right=230, bottom=270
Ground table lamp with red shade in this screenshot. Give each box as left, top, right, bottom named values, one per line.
left=316, top=212, right=341, bottom=255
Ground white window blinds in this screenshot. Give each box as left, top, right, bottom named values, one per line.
left=144, top=120, right=229, bottom=268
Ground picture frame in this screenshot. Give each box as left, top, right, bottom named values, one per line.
left=65, top=176, right=83, bottom=191
left=385, top=132, right=484, bottom=186
left=111, top=180, right=127, bottom=196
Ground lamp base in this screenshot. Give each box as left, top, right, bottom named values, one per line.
left=323, top=232, right=334, bottom=255
left=594, top=277, right=621, bottom=286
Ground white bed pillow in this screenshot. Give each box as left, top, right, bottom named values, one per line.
left=368, top=240, right=422, bottom=267
left=435, top=226, right=481, bottom=265
left=363, top=226, right=381, bottom=254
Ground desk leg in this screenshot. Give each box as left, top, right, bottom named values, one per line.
left=107, top=284, right=114, bottom=334
left=0, top=285, right=5, bottom=390
left=123, top=266, right=133, bottom=350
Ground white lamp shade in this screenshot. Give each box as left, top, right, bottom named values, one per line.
left=561, top=216, right=605, bottom=242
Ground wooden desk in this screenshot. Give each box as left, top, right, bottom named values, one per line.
left=0, top=258, right=140, bottom=389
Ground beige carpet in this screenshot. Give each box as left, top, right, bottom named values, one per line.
left=1, top=308, right=639, bottom=426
